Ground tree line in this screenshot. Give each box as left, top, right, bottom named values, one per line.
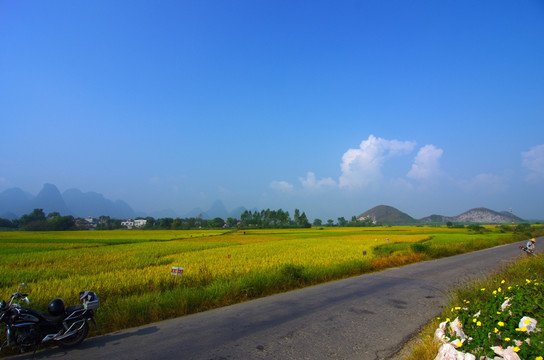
left=0, top=209, right=78, bottom=231
left=0, top=208, right=382, bottom=232
left=2, top=208, right=380, bottom=231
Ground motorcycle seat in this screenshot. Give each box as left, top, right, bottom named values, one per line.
left=41, top=312, right=66, bottom=323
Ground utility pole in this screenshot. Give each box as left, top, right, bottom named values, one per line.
left=510, top=208, right=513, bottom=224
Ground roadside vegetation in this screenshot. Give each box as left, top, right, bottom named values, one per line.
left=403, top=251, right=544, bottom=360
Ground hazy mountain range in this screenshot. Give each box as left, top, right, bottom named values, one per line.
left=0, top=184, right=247, bottom=220
left=0, top=184, right=528, bottom=224
left=357, top=205, right=525, bottom=225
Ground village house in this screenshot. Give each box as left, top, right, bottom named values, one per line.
left=121, top=219, right=147, bottom=229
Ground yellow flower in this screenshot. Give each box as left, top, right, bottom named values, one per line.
left=516, top=326, right=528, bottom=332
left=513, top=346, right=520, bottom=352
left=501, top=280, right=505, bottom=284
left=526, top=279, right=532, bottom=284
left=446, top=318, right=450, bottom=322
left=498, top=321, right=505, bottom=327
left=497, top=311, right=502, bottom=315
left=525, top=318, right=531, bottom=325
left=455, top=306, right=461, bottom=310
left=508, top=286, right=512, bottom=290
left=493, top=290, right=497, bottom=295
left=535, top=356, right=543, bottom=360
left=473, top=318, right=477, bottom=323
left=481, top=288, right=486, bottom=291
left=494, top=328, right=499, bottom=333
left=504, top=337, right=510, bottom=341
left=455, top=341, right=463, bottom=347
left=477, top=321, right=482, bottom=327
left=498, top=287, right=502, bottom=292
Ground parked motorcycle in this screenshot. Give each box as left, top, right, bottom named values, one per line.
left=0, top=283, right=99, bottom=354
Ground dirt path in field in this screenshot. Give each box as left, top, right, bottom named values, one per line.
left=6, top=241, right=533, bottom=360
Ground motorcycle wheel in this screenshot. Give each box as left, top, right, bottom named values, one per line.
left=57, top=320, right=89, bottom=348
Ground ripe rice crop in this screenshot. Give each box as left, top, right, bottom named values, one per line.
left=0, top=227, right=521, bottom=334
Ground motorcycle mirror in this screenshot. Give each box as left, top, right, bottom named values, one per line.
left=23, top=297, right=30, bottom=305
left=17, top=283, right=27, bottom=292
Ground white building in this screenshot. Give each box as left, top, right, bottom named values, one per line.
left=121, top=219, right=147, bottom=229
left=134, top=219, right=147, bottom=228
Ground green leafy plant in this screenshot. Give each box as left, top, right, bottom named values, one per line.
left=437, top=258, right=544, bottom=359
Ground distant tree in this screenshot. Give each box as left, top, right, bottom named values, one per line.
left=19, top=209, right=46, bottom=226
left=279, top=209, right=290, bottom=227
left=185, top=217, right=197, bottom=228
left=359, top=217, right=374, bottom=227
left=313, top=219, right=322, bottom=227
left=171, top=218, right=183, bottom=229
left=20, top=209, right=49, bottom=231
left=208, top=217, right=225, bottom=228
left=47, top=212, right=61, bottom=220
left=0, top=218, right=15, bottom=228
left=337, top=217, right=347, bottom=227
left=143, top=217, right=155, bottom=229
left=294, top=209, right=301, bottom=226
left=226, top=217, right=238, bottom=227
left=23, top=221, right=51, bottom=231
left=298, top=212, right=311, bottom=228
left=327, top=219, right=335, bottom=227
left=48, top=215, right=76, bottom=231
left=158, top=218, right=174, bottom=229
left=467, top=224, right=484, bottom=233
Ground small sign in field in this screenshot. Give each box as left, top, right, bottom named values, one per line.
left=171, top=267, right=184, bottom=276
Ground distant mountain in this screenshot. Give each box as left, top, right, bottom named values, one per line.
left=0, top=184, right=136, bottom=219
left=28, top=183, right=70, bottom=216
left=0, top=187, right=33, bottom=219
left=64, top=189, right=109, bottom=218
left=359, top=205, right=526, bottom=225
left=1, top=183, right=530, bottom=225
left=185, top=207, right=208, bottom=219
left=149, top=208, right=178, bottom=219
left=206, top=200, right=229, bottom=219
left=62, top=188, right=136, bottom=219
left=229, top=206, right=247, bottom=219
left=442, top=207, right=522, bottom=224
left=357, top=205, right=416, bottom=225
left=111, top=199, right=137, bottom=219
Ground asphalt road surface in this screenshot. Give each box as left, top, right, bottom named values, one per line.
left=6, top=240, right=537, bottom=360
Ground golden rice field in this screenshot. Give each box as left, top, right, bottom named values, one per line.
left=0, top=227, right=522, bottom=334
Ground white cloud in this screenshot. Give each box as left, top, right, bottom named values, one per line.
left=339, top=135, right=416, bottom=189
left=522, top=144, right=544, bottom=181
left=299, top=172, right=336, bottom=190
left=407, top=144, right=443, bottom=180
left=270, top=180, right=294, bottom=193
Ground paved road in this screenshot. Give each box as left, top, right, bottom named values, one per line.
left=6, top=240, right=536, bottom=360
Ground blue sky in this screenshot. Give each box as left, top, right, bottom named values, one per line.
left=1, top=1, right=543, bottom=221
